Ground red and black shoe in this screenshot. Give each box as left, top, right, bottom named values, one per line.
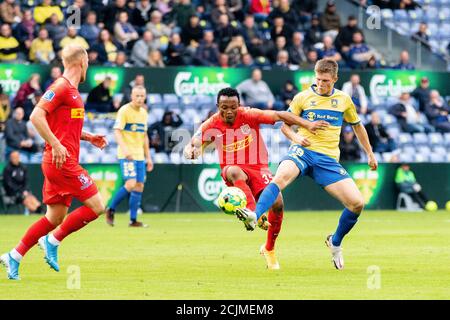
left=129, top=220, right=148, bottom=228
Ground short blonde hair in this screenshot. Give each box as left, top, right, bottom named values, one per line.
left=62, top=45, right=87, bottom=66
left=315, top=58, right=338, bottom=78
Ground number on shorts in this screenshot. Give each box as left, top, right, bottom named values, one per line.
left=262, top=173, right=272, bottom=184
left=124, top=162, right=136, bottom=177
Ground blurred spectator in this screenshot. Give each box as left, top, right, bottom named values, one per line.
left=171, top=0, right=196, bottom=29
left=0, top=0, right=22, bottom=25
left=237, top=53, right=255, bottom=68
left=87, top=48, right=101, bottom=65
left=268, top=35, right=287, bottom=63
left=114, top=11, right=139, bottom=49
left=218, top=53, right=229, bottom=68
left=249, top=0, right=271, bottom=21
left=395, top=0, right=420, bottom=10
left=320, top=0, right=341, bottom=40
left=92, top=29, right=119, bottom=64
left=112, top=51, right=133, bottom=67
left=0, top=87, right=11, bottom=132
left=44, top=13, right=67, bottom=49
left=59, top=27, right=90, bottom=50
left=271, top=16, right=294, bottom=46
left=228, top=0, right=244, bottom=22
left=0, top=23, right=20, bottom=62
left=279, top=80, right=299, bottom=110
left=148, top=110, right=184, bottom=153
left=300, top=49, right=318, bottom=69
left=181, top=14, right=203, bottom=48
left=395, top=163, right=429, bottom=209
left=339, top=125, right=361, bottom=161
left=269, top=0, right=299, bottom=28
left=167, top=33, right=187, bottom=66
left=240, top=14, right=265, bottom=58
left=72, top=0, right=91, bottom=24
left=5, top=107, right=40, bottom=159
left=412, top=22, right=430, bottom=50
left=211, top=0, right=235, bottom=27
left=2, top=151, right=44, bottom=213
left=13, top=74, right=41, bottom=111
left=194, top=30, right=220, bottom=66
left=79, top=11, right=101, bottom=47
left=288, top=32, right=307, bottom=67
left=43, top=66, right=62, bottom=90
left=365, top=111, right=397, bottom=153
left=14, top=9, right=36, bottom=53
left=104, top=0, right=130, bottom=32
left=411, top=76, right=431, bottom=112
left=33, top=0, right=64, bottom=25
left=29, top=28, right=55, bottom=64
left=214, top=14, right=239, bottom=53
left=122, top=74, right=146, bottom=105
left=293, top=0, right=318, bottom=28
left=146, top=10, right=172, bottom=50
left=317, top=35, right=342, bottom=64
left=304, top=14, right=323, bottom=48
left=364, top=54, right=381, bottom=69
left=86, top=77, right=113, bottom=113
left=147, top=49, right=165, bottom=67
left=341, top=74, right=368, bottom=115
left=274, top=50, right=291, bottom=70
left=425, top=90, right=450, bottom=133
left=389, top=92, right=434, bottom=133
left=154, top=0, right=172, bottom=16
left=131, top=30, right=159, bottom=67
left=131, top=0, right=153, bottom=28
left=393, top=50, right=415, bottom=70
left=348, top=31, right=376, bottom=69
left=236, top=69, right=283, bottom=110
left=224, top=35, right=248, bottom=67
left=334, top=15, right=363, bottom=56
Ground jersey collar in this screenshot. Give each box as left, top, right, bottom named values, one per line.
left=311, top=84, right=335, bottom=97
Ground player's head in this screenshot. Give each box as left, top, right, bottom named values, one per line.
left=9, top=150, right=20, bottom=166
left=131, top=85, right=147, bottom=108
left=216, top=87, right=240, bottom=124
left=62, top=45, right=89, bottom=83
left=314, top=58, right=338, bottom=95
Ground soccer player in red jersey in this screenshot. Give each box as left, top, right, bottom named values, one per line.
left=184, top=87, right=328, bottom=269
left=0, top=45, right=108, bottom=280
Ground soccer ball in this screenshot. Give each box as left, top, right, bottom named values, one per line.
left=446, top=201, right=450, bottom=211
left=217, top=187, right=247, bottom=215
left=425, top=200, right=438, bottom=212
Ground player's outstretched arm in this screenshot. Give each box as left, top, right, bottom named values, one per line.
left=280, top=123, right=311, bottom=147
left=30, top=106, right=69, bottom=169
left=275, top=111, right=329, bottom=134
left=184, top=135, right=203, bottom=160
left=352, top=123, right=378, bottom=170
left=81, top=131, right=108, bottom=150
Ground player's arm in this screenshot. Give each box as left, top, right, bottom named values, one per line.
left=184, top=119, right=213, bottom=160
left=144, top=134, right=154, bottom=172
left=114, top=129, right=133, bottom=160
left=30, top=106, right=69, bottom=169
left=273, top=111, right=329, bottom=134
left=352, top=123, right=378, bottom=170
left=280, top=122, right=311, bottom=147
left=81, top=131, right=108, bottom=150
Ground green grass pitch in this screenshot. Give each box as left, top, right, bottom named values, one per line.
left=0, top=210, right=449, bottom=300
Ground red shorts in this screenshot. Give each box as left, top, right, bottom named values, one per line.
left=221, top=165, right=273, bottom=200
left=41, top=162, right=98, bottom=207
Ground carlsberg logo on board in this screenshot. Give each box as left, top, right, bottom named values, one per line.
left=370, top=74, right=417, bottom=104
left=198, top=168, right=226, bottom=202
left=174, top=72, right=231, bottom=96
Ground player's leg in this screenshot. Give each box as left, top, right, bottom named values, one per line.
left=128, top=161, right=147, bottom=227
left=261, top=193, right=284, bottom=270
left=224, top=165, right=257, bottom=210
left=0, top=203, right=67, bottom=280
left=324, top=178, right=365, bottom=270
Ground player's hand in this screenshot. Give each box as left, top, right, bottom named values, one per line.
left=292, top=134, right=311, bottom=147
left=52, top=142, right=70, bottom=169
left=146, top=160, right=154, bottom=172
left=307, top=120, right=329, bottom=134
left=367, top=153, right=378, bottom=171
left=184, top=144, right=201, bottom=160
left=89, top=134, right=108, bottom=150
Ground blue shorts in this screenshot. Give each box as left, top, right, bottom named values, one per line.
left=119, top=159, right=146, bottom=183
left=281, top=144, right=350, bottom=188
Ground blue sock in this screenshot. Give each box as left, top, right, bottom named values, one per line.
left=129, top=191, right=142, bottom=222
left=332, top=208, right=360, bottom=246
left=109, top=186, right=129, bottom=210
left=255, top=183, right=280, bottom=219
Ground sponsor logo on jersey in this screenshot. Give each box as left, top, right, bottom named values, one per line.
left=42, top=90, right=55, bottom=101
left=223, top=135, right=253, bottom=152
left=71, top=108, right=84, bottom=119
left=306, top=111, right=316, bottom=121
left=331, top=99, right=338, bottom=108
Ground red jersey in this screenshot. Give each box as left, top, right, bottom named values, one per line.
left=199, top=107, right=275, bottom=169
left=37, top=77, right=84, bottom=166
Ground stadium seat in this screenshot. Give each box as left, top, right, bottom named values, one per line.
left=443, top=133, right=450, bottom=146
left=399, top=153, right=414, bottom=162
left=398, top=133, right=413, bottom=146
left=394, top=10, right=410, bottom=22
left=153, top=152, right=169, bottom=163
left=163, top=94, right=180, bottom=109
left=396, top=193, right=422, bottom=211
left=428, top=132, right=444, bottom=145
left=432, top=145, right=447, bottom=155
left=414, top=153, right=429, bottom=162
left=382, top=152, right=393, bottom=162
left=374, top=152, right=382, bottom=162
left=386, top=126, right=401, bottom=140
left=417, top=145, right=431, bottom=155
left=413, top=133, right=428, bottom=145
left=402, top=145, right=416, bottom=155
left=429, top=153, right=445, bottom=162
left=147, top=94, right=164, bottom=108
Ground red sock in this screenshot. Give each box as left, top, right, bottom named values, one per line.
left=15, top=216, right=56, bottom=256
left=265, top=209, right=284, bottom=251
left=234, top=180, right=256, bottom=211
left=53, top=206, right=98, bottom=242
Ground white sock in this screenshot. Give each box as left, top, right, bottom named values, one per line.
left=48, top=234, right=61, bottom=246
left=9, top=249, right=23, bottom=262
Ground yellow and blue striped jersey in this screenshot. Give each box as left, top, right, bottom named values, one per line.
left=288, top=85, right=360, bottom=160
left=113, top=103, right=148, bottom=161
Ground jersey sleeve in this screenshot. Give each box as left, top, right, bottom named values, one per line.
left=113, top=107, right=127, bottom=130
left=288, top=93, right=304, bottom=116
left=246, top=108, right=276, bottom=125
left=37, top=80, right=66, bottom=113
left=343, top=95, right=361, bottom=125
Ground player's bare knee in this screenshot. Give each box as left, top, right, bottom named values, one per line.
left=125, top=179, right=136, bottom=191
left=133, top=183, right=144, bottom=192
left=46, top=214, right=64, bottom=226
left=227, top=166, right=247, bottom=183
left=349, top=198, right=365, bottom=213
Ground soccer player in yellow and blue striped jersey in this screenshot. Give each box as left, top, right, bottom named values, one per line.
left=106, top=86, right=153, bottom=227
left=239, top=59, right=378, bottom=270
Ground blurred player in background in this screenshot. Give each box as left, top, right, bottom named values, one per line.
left=184, top=87, right=328, bottom=269
left=238, top=59, right=378, bottom=270
left=0, top=45, right=108, bottom=280
left=106, top=85, right=153, bottom=227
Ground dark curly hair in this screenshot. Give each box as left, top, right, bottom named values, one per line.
left=216, top=87, right=240, bottom=104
